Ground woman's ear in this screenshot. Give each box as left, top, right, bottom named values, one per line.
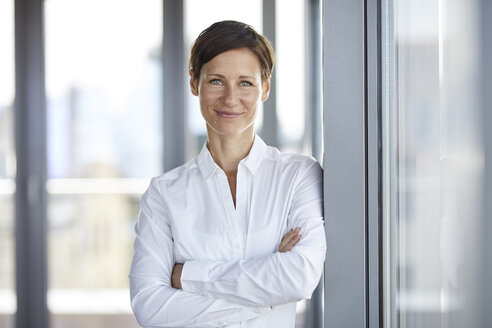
left=189, top=71, right=199, bottom=96
left=261, top=77, right=271, bottom=102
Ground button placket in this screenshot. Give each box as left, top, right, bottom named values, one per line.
left=214, top=169, right=234, bottom=235
left=234, top=165, right=247, bottom=258
left=215, top=168, right=242, bottom=258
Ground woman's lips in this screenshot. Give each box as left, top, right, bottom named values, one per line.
left=215, top=110, right=242, bottom=119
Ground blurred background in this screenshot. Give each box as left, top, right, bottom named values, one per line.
left=1, top=0, right=321, bottom=327
left=1, top=0, right=491, bottom=327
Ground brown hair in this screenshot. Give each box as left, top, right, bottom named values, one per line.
left=189, top=20, right=275, bottom=82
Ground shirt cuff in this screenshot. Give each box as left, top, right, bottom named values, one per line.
left=181, top=260, right=213, bottom=295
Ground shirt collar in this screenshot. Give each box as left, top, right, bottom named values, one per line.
left=240, top=135, right=267, bottom=175
left=197, top=142, right=220, bottom=180
left=197, top=135, right=267, bottom=179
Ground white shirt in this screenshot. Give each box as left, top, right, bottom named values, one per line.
left=129, top=136, right=326, bottom=328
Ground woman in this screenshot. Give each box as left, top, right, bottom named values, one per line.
left=129, top=20, right=326, bottom=327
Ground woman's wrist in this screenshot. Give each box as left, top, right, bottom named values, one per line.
left=172, top=263, right=184, bottom=289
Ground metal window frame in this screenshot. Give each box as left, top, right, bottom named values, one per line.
left=304, top=1, right=324, bottom=327
left=163, top=0, right=186, bottom=171
left=322, top=1, right=492, bottom=328
left=14, top=0, right=48, bottom=327
left=305, top=0, right=323, bottom=162
left=478, top=0, right=492, bottom=326
left=365, top=0, right=381, bottom=326
left=322, top=0, right=381, bottom=327
left=261, top=0, right=278, bottom=147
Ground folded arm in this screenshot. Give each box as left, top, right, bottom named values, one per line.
left=179, top=162, right=326, bottom=307
left=129, top=178, right=270, bottom=328
left=172, top=227, right=302, bottom=289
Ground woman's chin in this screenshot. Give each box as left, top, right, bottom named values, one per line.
left=207, top=124, right=254, bottom=138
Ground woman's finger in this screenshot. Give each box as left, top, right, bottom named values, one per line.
left=278, top=229, right=292, bottom=248
left=279, top=229, right=294, bottom=245
left=278, top=227, right=301, bottom=252
left=288, top=233, right=301, bottom=248
left=279, top=234, right=300, bottom=252
left=280, top=228, right=297, bottom=246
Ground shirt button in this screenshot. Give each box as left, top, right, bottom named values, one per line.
left=234, top=244, right=240, bottom=249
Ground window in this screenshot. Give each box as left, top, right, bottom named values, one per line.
left=0, top=0, right=16, bottom=326
left=382, top=0, right=482, bottom=326
left=276, top=0, right=306, bottom=153
left=10, top=2, right=322, bottom=326
left=44, top=0, right=162, bottom=326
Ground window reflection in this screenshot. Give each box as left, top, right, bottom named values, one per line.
left=383, top=0, right=481, bottom=327
left=44, top=0, right=162, bottom=326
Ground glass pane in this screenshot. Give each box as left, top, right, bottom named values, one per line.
left=44, top=0, right=163, bottom=326
left=276, top=0, right=306, bottom=153
left=382, top=0, right=481, bottom=327
left=0, top=0, right=16, bottom=326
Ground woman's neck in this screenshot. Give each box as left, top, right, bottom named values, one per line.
left=206, top=126, right=255, bottom=175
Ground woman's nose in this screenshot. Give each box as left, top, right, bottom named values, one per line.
left=223, top=86, right=240, bottom=107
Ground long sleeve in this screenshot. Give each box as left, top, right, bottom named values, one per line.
left=180, top=162, right=326, bottom=308
left=129, top=178, right=270, bottom=328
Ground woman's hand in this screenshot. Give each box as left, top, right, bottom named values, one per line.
left=278, top=227, right=301, bottom=253
left=171, top=263, right=184, bottom=289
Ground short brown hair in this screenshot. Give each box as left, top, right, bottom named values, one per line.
left=189, top=20, right=275, bottom=82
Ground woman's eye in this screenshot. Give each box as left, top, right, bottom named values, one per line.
left=240, top=81, right=253, bottom=86
left=210, top=79, right=222, bottom=85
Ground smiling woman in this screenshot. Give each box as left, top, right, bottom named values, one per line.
left=191, top=48, right=269, bottom=138
left=129, top=21, right=326, bottom=328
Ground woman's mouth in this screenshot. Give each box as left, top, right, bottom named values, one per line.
left=215, top=110, right=242, bottom=119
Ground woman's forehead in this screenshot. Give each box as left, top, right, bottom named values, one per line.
left=201, top=49, right=261, bottom=77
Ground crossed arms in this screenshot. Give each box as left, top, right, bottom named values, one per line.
left=129, top=163, right=326, bottom=327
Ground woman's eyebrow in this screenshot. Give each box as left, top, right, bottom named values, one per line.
left=239, top=75, right=256, bottom=80
left=207, top=73, right=257, bottom=80
left=208, top=73, right=225, bottom=78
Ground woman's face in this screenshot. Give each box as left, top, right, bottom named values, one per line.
left=190, top=47, right=270, bottom=137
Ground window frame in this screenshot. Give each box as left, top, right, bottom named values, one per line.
left=321, top=0, right=492, bottom=327
left=321, top=0, right=381, bottom=326
left=14, top=0, right=48, bottom=327
left=477, top=0, right=492, bottom=326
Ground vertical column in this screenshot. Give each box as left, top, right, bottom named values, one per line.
left=14, top=0, right=48, bottom=328
left=304, top=0, right=323, bottom=327
left=365, top=0, right=381, bottom=327
left=322, top=0, right=367, bottom=327
left=261, top=0, right=278, bottom=147
left=478, top=0, right=492, bottom=326
left=305, top=0, right=322, bottom=161
left=163, top=0, right=186, bottom=171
